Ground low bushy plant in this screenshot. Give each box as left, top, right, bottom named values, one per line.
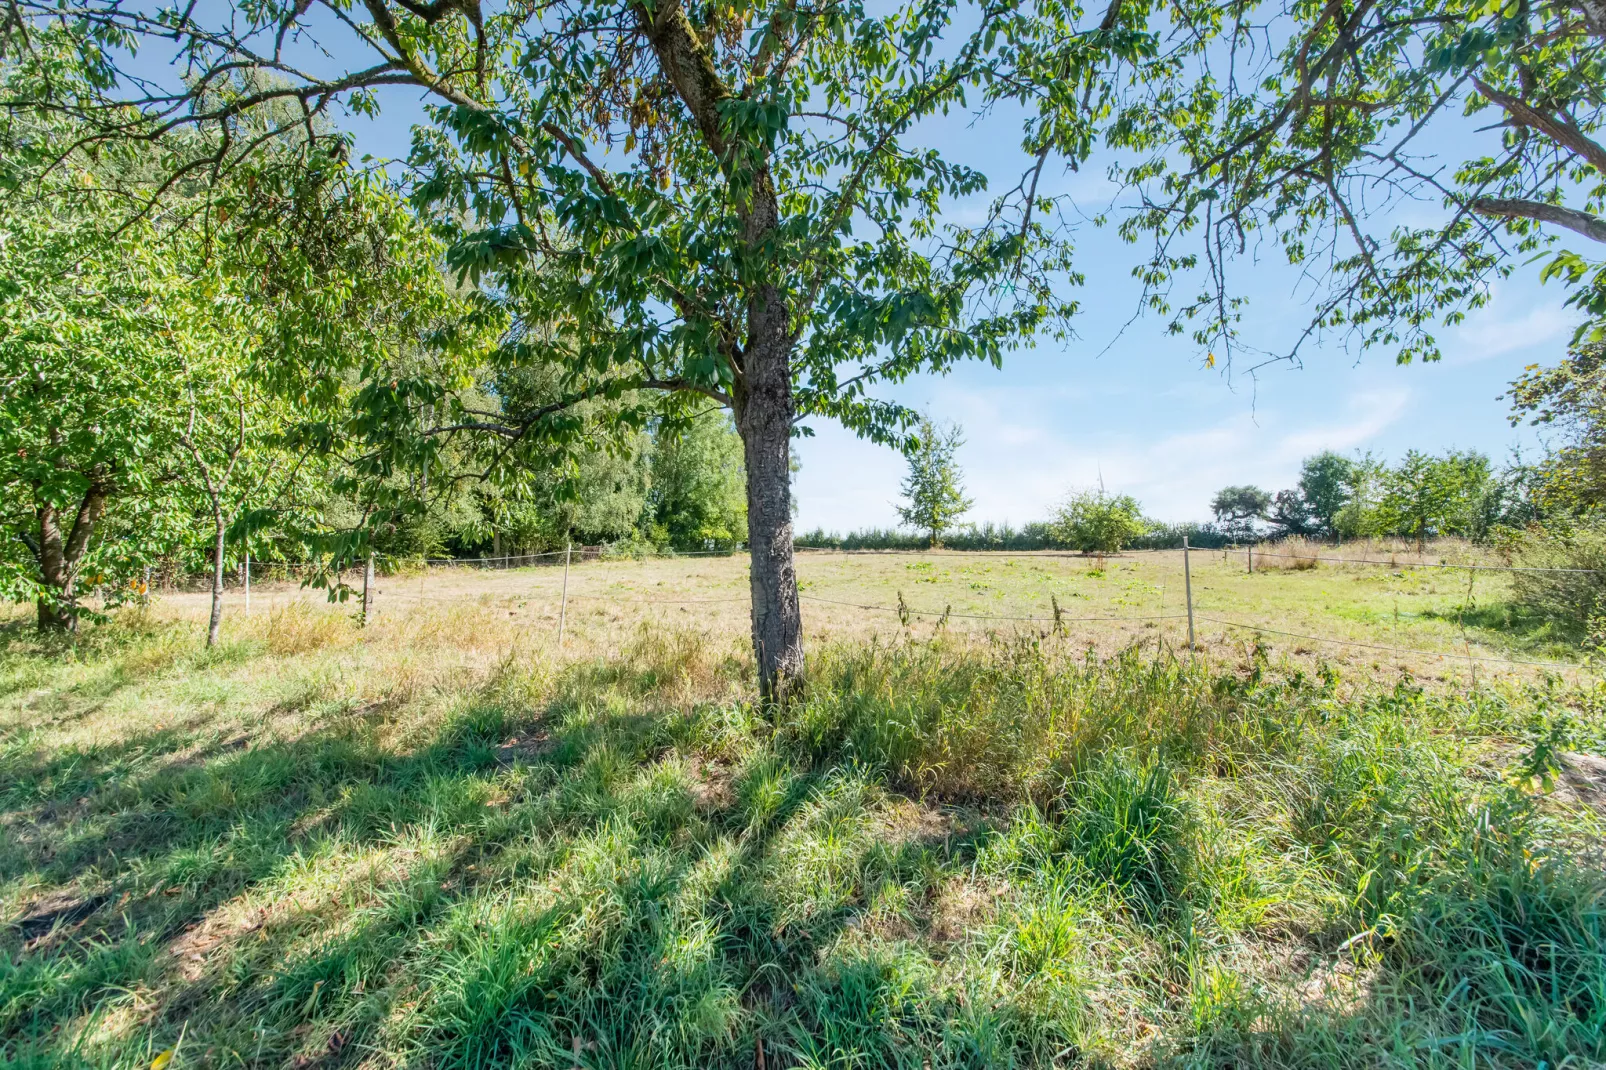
left=1507, top=522, right=1606, bottom=643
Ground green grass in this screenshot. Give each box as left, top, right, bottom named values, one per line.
left=2, top=606, right=1605, bottom=1068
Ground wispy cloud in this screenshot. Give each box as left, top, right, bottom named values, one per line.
left=1446, top=298, right=1576, bottom=364
left=795, top=382, right=1413, bottom=531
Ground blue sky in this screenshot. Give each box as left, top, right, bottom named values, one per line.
left=321, top=47, right=1581, bottom=533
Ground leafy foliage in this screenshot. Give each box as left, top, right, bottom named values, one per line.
left=1508, top=341, right=1606, bottom=513
left=896, top=418, right=974, bottom=548
left=1051, top=488, right=1149, bottom=553
left=1105, top=0, right=1606, bottom=363
left=1209, top=485, right=1270, bottom=541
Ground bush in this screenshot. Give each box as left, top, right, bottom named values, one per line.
left=1051, top=489, right=1148, bottom=553
left=1508, top=523, right=1606, bottom=643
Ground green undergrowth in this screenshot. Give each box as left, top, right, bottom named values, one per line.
left=2, top=613, right=1605, bottom=1068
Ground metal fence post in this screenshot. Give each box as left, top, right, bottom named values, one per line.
left=362, top=553, right=374, bottom=625
left=1183, top=536, right=1196, bottom=651
left=243, top=547, right=251, bottom=616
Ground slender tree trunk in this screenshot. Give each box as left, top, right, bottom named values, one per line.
left=37, top=501, right=73, bottom=633
left=736, top=298, right=805, bottom=703
left=635, top=0, right=804, bottom=698
left=207, top=518, right=226, bottom=648
left=35, top=485, right=107, bottom=634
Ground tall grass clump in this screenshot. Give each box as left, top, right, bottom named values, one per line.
left=786, top=637, right=1320, bottom=800
left=1252, top=535, right=1322, bottom=570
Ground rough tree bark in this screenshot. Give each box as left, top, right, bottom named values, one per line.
left=734, top=295, right=805, bottom=703
left=639, top=0, right=806, bottom=701
left=34, top=483, right=108, bottom=633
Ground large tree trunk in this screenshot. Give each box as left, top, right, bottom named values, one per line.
left=35, top=485, right=107, bottom=634
left=635, top=0, right=804, bottom=698
left=736, top=289, right=805, bottom=704
left=207, top=519, right=226, bottom=648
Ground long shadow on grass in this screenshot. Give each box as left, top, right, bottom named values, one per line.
left=1, top=666, right=1052, bottom=1070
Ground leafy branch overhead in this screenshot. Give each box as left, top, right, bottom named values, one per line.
left=1106, top=0, right=1606, bottom=364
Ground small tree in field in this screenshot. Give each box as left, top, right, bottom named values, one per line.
left=1209, top=485, right=1270, bottom=541
left=897, top=419, right=973, bottom=548
left=1052, top=489, right=1148, bottom=554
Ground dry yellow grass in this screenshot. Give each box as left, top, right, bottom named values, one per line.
left=108, top=537, right=1594, bottom=690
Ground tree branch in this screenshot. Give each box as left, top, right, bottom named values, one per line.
left=1470, top=196, right=1606, bottom=244
left=1474, top=79, right=1606, bottom=176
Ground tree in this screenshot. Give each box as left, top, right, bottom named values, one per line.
left=1, top=1, right=1131, bottom=701
left=1376, top=450, right=1497, bottom=550
left=1297, top=453, right=1355, bottom=540
left=896, top=419, right=974, bottom=548
left=1507, top=342, right=1606, bottom=513
left=1052, top=489, right=1148, bottom=554
left=1209, top=485, right=1270, bottom=541
left=0, top=128, right=187, bottom=630
left=1266, top=489, right=1316, bottom=538
left=1106, top=0, right=1606, bottom=365
left=172, top=350, right=297, bottom=648
left=649, top=409, right=748, bottom=551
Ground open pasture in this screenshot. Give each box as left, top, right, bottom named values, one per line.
left=163, top=540, right=1585, bottom=687
left=2, top=545, right=1605, bottom=1068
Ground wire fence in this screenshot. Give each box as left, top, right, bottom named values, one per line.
left=179, top=542, right=1598, bottom=677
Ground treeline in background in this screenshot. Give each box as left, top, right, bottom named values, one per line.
left=803, top=447, right=1543, bottom=553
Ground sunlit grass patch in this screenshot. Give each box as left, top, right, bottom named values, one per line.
left=2, top=609, right=1604, bottom=1068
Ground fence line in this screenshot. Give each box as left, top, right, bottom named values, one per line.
left=1238, top=549, right=1602, bottom=574
left=181, top=542, right=1599, bottom=676
left=801, top=593, right=1189, bottom=625
left=1194, top=616, right=1575, bottom=671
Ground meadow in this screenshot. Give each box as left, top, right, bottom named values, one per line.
left=3, top=545, right=1605, bottom=1068
left=203, top=540, right=1593, bottom=685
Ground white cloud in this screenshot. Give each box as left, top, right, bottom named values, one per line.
left=793, top=382, right=1413, bottom=531
left=1446, top=298, right=1575, bottom=364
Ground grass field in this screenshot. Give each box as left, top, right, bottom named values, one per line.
left=177, top=539, right=1589, bottom=685
left=4, top=546, right=1606, bottom=1068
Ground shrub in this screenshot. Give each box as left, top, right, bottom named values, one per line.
left=1051, top=489, right=1148, bottom=554
left=1507, top=523, right=1606, bottom=643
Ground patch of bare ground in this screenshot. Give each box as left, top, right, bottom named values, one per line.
left=10, top=888, right=112, bottom=950
left=684, top=755, right=735, bottom=813
left=1554, top=750, right=1606, bottom=815
left=928, top=876, right=1007, bottom=942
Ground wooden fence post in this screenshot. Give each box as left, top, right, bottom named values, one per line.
left=558, top=541, right=571, bottom=646
left=362, top=553, right=374, bottom=625
left=1183, top=537, right=1196, bottom=651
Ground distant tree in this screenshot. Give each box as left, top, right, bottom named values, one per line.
left=1377, top=450, right=1497, bottom=549
left=1335, top=453, right=1389, bottom=540
left=1266, top=489, right=1316, bottom=537
left=1210, top=485, right=1271, bottom=541
left=1297, top=453, right=1355, bottom=539
left=1053, top=490, right=1149, bottom=554
left=896, top=419, right=974, bottom=548
left=649, top=410, right=747, bottom=551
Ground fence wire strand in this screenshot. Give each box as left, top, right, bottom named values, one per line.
left=195, top=544, right=1598, bottom=675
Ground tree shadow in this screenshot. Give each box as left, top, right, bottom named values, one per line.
left=3, top=660, right=1073, bottom=1070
